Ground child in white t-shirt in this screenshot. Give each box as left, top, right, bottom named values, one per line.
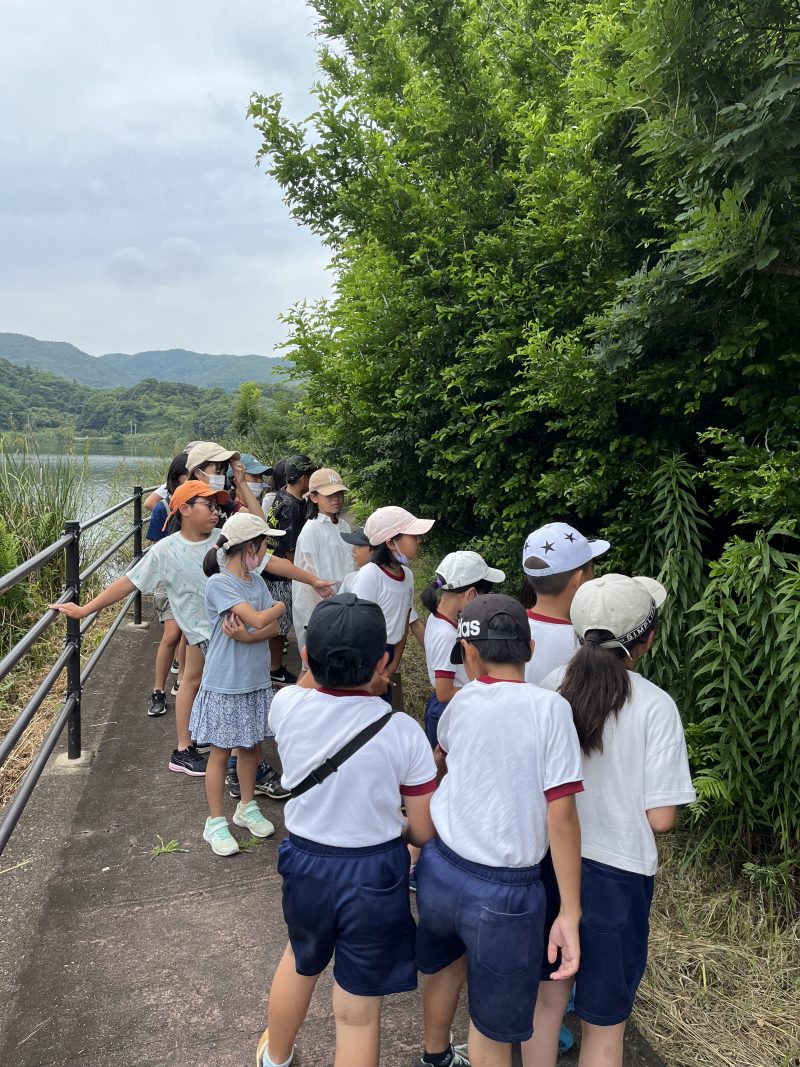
left=290, top=468, right=355, bottom=647
left=259, top=593, right=437, bottom=1067
left=419, top=550, right=505, bottom=748
left=351, top=505, right=435, bottom=703
left=520, top=522, right=610, bottom=684
left=415, top=594, right=583, bottom=1067
left=522, top=574, right=695, bottom=1067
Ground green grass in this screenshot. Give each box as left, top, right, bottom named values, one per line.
left=149, top=835, right=189, bottom=859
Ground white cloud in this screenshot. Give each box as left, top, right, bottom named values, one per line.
left=0, top=0, right=331, bottom=356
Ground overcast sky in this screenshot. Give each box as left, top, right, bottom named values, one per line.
left=0, top=0, right=331, bottom=357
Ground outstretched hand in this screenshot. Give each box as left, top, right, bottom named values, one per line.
left=312, top=578, right=336, bottom=598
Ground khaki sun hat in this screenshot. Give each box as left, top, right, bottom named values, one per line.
left=186, top=441, right=240, bottom=474
left=304, top=468, right=349, bottom=498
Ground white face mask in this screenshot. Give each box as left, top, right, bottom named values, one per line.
left=246, top=481, right=264, bottom=496
left=207, top=474, right=226, bottom=492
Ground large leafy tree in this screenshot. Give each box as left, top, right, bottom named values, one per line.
left=251, top=0, right=800, bottom=857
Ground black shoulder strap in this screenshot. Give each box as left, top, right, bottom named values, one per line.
left=290, top=711, right=395, bottom=799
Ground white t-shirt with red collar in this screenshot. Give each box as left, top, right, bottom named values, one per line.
left=541, top=666, right=696, bottom=876
left=424, top=612, right=468, bottom=690
left=524, top=610, right=579, bottom=685
left=351, top=561, right=414, bottom=644
left=432, top=677, right=583, bottom=867
left=269, top=685, right=436, bottom=847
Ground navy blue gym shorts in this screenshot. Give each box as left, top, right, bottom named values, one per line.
left=540, top=851, right=655, bottom=1025
left=278, top=834, right=417, bottom=996
left=415, top=837, right=546, bottom=1043
left=423, top=693, right=447, bottom=749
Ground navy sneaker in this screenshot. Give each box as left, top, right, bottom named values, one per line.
left=147, top=690, right=167, bottom=717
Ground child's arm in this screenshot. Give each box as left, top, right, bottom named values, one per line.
left=143, top=489, right=163, bottom=511
left=231, top=461, right=266, bottom=520
left=50, top=575, right=136, bottom=619
left=222, top=606, right=285, bottom=643
left=403, top=792, right=436, bottom=847
left=409, top=616, right=425, bottom=647
left=225, top=600, right=285, bottom=632
left=646, top=805, right=677, bottom=832
left=265, top=555, right=335, bottom=597
left=434, top=676, right=459, bottom=704
left=386, top=618, right=409, bottom=677
left=546, top=794, right=582, bottom=980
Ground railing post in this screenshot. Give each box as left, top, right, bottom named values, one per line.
left=65, top=520, right=82, bottom=760
left=133, top=485, right=143, bottom=626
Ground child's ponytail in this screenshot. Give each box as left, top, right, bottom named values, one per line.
left=203, top=535, right=227, bottom=577
left=559, top=635, right=631, bottom=755
left=421, top=576, right=444, bottom=614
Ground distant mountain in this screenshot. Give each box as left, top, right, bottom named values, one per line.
left=0, top=333, right=291, bottom=392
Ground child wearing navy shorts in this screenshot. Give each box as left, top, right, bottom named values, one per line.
left=419, top=550, right=505, bottom=748
left=259, top=593, right=438, bottom=1067
left=414, top=594, right=584, bottom=1067
left=522, top=574, right=696, bottom=1067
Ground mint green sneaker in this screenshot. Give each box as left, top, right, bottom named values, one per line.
left=233, top=800, right=275, bottom=838
left=203, top=816, right=239, bottom=856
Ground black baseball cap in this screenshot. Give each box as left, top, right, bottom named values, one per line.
left=340, top=526, right=370, bottom=547
left=305, top=593, right=387, bottom=669
left=284, top=454, right=318, bottom=482
left=450, top=593, right=531, bottom=664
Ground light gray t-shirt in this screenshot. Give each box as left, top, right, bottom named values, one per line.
left=128, top=529, right=221, bottom=645
left=201, top=570, right=273, bottom=695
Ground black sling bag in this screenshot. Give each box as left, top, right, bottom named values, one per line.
left=289, top=711, right=395, bottom=799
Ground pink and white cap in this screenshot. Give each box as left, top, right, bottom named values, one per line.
left=364, top=506, right=435, bottom=546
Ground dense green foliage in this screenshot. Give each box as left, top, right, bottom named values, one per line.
left=251, top=0, right=800, bottom=865
left=0, top=332, right=290, bottom=391
left=0, top=357, right=297, bottom=445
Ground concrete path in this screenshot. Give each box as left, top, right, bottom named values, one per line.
left=0, top=609, right=665, bottom=1067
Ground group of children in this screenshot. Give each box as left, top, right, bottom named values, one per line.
left=51, top=447, right=696, bottom=1067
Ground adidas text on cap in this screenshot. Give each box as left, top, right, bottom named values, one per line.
left=450, top=593, right=531, bottom=664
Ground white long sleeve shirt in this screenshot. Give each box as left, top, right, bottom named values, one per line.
left=291, top=514, right=356, bottom=644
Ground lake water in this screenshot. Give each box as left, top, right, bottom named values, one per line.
left=13, top=452, right=161, bottom=524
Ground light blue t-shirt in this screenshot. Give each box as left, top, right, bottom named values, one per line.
left=201, top=570, right=273, bottom=695
left=128, top=529, right=221, bottom=645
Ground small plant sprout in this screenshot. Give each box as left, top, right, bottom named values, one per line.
left=149, top=835, right=188, bottom=859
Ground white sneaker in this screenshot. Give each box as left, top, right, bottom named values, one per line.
left=233, top=800, right=275, bottom=838
left=170, top=680, right=180, bottom=696
left=170, top=658, right=180, bottom=674
left=203, top=817, right=239, bottom=856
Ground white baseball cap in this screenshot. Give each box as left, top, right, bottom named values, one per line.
left=522, top=521, right=610, bottom=577
left=364, top=506, right=435, bottom=546
left=435, top=551, right=505, bottom=590
left=571, top=573, right=666, bottom=647
left=186, top=441, right=240, bottom=473
left=219, top=512, right=285, bottom=548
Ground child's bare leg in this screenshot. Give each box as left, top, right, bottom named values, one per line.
left=204, top=747, right=230, bottom=818
left=154, top=618, right=181, bottom=692
left=422, top=954, right=467, bottom=1055
left=332, top=980, right=382, bottom=1067
left=520, top=979, right=573, bottom=1067
left=176, top=633, right=186, bottom=681
left=176, top=642, right=204, bottom=750
left=467, top=1020, right=512, bottom=1067
left=265, top=943, right=320, bottom=1064
left=578, top=1020, right=625, bottom=1067
left=237, top=746, right=258, bottom=805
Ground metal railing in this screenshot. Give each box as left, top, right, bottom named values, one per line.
left=0, top=485, right=155, bottom=855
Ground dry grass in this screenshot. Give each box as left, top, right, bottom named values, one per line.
left=638, top=836, right=800, bottom=1067
left=0, top=614, right=113, bottom=808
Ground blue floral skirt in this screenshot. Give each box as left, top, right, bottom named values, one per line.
left=189, top=686, right=273, bottom=750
